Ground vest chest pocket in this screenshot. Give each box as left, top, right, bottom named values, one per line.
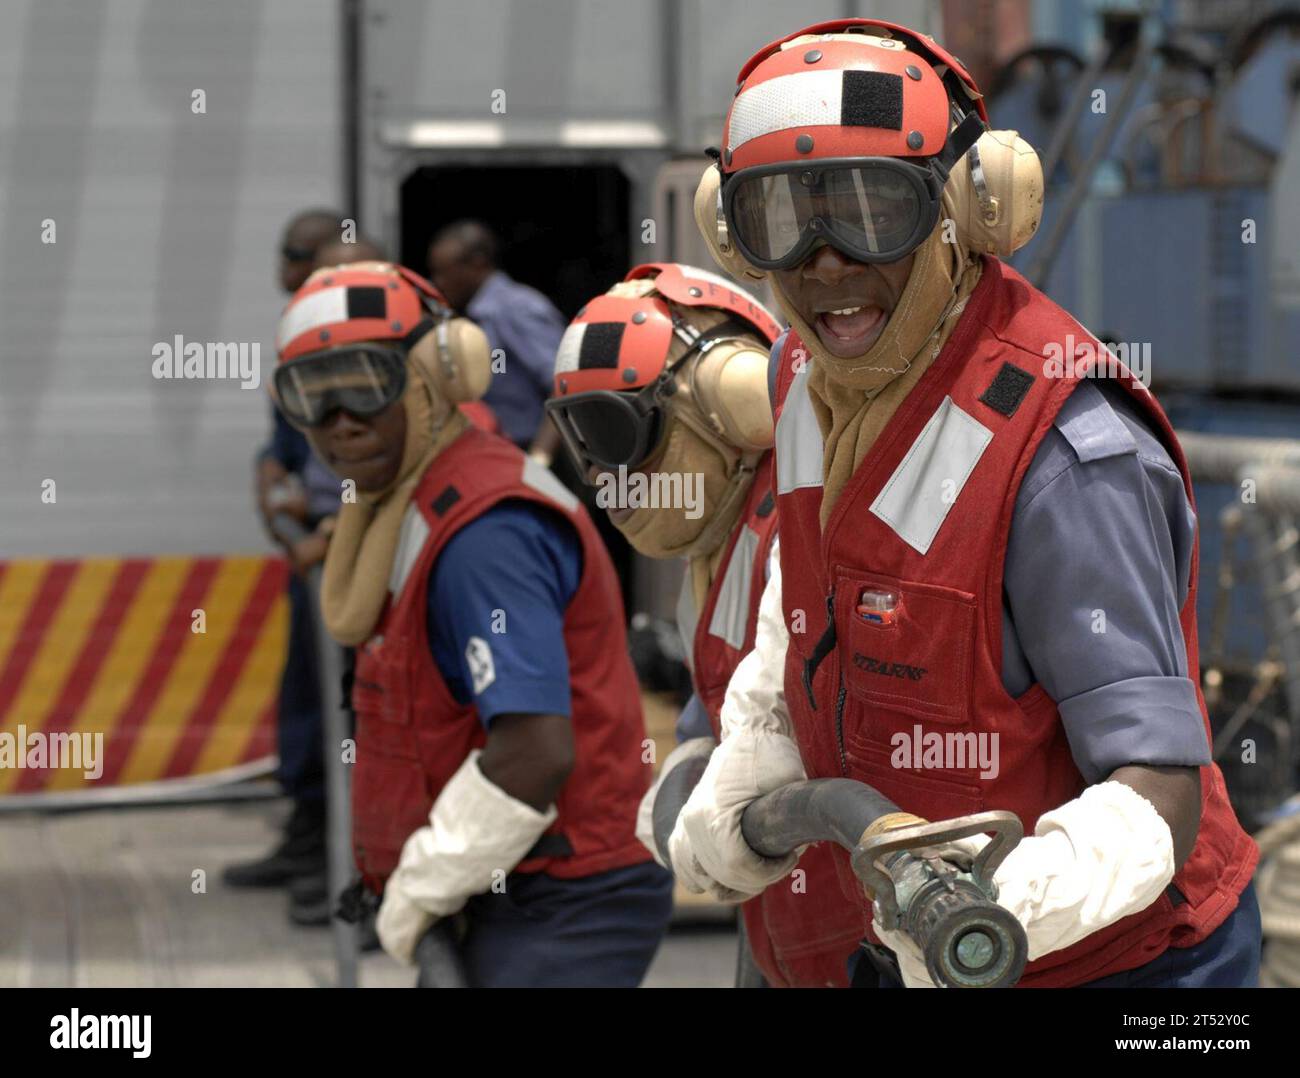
left=352, top=635, right=414, bottom=739
left=833, top=568, right=976, bottom=734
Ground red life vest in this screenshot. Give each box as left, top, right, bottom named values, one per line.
left=351, top=425, right=653, bottom=892
left=771, top=257, right=1258, bottom=988
left=685, top=451, right=869, bottom=987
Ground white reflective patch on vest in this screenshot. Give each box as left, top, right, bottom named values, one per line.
left=775, top=365, right=824, bottom=495
left=389, top=503, right=431, bottom=596
left=870, top=396, right=992, bottom=555
left=675, top=570, right=697, bottom=672
left=521, top=456, right=579, bottom=513
left=708, top=525, right=759, bottom=650
left=465, top=636, right=496, bottom=696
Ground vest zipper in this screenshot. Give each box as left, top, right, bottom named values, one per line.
left=833, top=681, right=848, bottom=776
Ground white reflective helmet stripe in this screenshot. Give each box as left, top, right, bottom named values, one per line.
left=870, top=395, right=993, bottom=555
left=675, top=571, right=698, bottom=673
left=554, top=321, right=587, bottom=376
left=727, top=70, right=845, bottom=154
left=277, top=286, right=350, bottom=353
left=521, top=456, right=580, bottom=513
left=775, top=364, right=824, bottom=495
left=707, top=524, right=759, bottom=650
left=389, top=503, right=431, bottom=596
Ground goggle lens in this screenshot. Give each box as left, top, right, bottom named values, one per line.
left=274, top=347, right=407, bottom=428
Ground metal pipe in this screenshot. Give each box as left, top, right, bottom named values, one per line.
left=1178, top=430, right=1300, bottom=484
left=1035, top=41, right=1114, bottom=186
left=271, top=513, right=359, bottom=988
left=1026, top=39, right=1156, bottom=288
left=341, top=0, right=363, bottom=225
left=1248, top=466, right=1300, bottom=517
left=1240, top=500, right=1300, bottom=733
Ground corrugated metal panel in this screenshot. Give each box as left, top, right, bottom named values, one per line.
left=0, top=0, right=339, bottom=557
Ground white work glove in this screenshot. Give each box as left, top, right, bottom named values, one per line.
left=667, top=546, right=807, bottom=901
left=376, top=749, right=557, bottom=965
left=875, top=781, right=1175, bottom=987
left=667, top=727, right=807, bottom=902
left=636, top=737, right=716, bottom=867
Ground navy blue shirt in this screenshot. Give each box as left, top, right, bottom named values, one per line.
left=425, top=499, right=581, bottom=724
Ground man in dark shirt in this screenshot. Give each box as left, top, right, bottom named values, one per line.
left=223, top=210, right=347, bottom=916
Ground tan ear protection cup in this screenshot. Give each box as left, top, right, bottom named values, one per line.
left=688, top=340, right=775, bottom=453
left=945, top=130, right=1044, bottom=256
left=408, top=317, right=493, bottom=403
left=693, top=164, right=767, bottom=283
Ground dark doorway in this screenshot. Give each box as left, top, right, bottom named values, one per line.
left=400, top=163, right=636, bottom=609
left=399, top=164, right=631, bottom=317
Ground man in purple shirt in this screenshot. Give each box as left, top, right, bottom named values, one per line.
left=427, top=221, right=565, bottom=464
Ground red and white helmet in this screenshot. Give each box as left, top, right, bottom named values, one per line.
left=551, top=262, right=780, bottom=398
left=272, top=261, right=491, bottom=428
left=715, top=19, right=988, bottom=271
left=546, top=263, right=781, bottom=472
left=276, top=261, right=447, bottom=362
left=721, top=18, right=986, bottom=176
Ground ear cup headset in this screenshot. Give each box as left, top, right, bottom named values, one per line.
left=273, top=261, right=492, bottom=429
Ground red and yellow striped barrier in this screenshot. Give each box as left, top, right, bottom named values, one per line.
left=0, top=555, right=288, bottom=801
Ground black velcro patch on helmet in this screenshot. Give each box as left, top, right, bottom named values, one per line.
left=347, top=286, right=386, bottom=320
left=840, top=70, right=903, bottom=131
left=577, top=322, right=624, bottom=370
left=755, top=491, right=775, bottom=518
left=431, top=485, right=461, bottom=517
left=978, top=362, right=1035, bottom=418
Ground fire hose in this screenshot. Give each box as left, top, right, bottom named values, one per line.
left=654, top=773, right=1029, bottom=988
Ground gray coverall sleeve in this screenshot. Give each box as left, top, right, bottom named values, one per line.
left=1000, top=379, right=1211, bottom=784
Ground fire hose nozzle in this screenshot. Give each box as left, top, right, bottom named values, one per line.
left=852, top=809, right=1028, bottom=988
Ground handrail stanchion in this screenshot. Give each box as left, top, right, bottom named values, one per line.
left=272, top=513, right=359, bottom=988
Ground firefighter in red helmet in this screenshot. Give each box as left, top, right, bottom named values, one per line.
left=272, top=261, right=671, bottom=986
left=668, top=18, right=1260, bottom=988
left=547, top=262, right=867, bottom=986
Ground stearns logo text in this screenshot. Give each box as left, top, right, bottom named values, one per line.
left=852, top=652, right=927, bottom=682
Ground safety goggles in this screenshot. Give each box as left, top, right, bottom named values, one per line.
left=545, top=321, right=745, bottom=474
left=272, top=344, right=408, bottom=429
left=723, top=156, right=948, bottom=270
left=722, top=110, right=986, bottom=270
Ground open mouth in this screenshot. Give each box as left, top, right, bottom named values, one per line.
left=813, top=304, right=887, bottom=358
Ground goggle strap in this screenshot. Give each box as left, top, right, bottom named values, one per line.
left=403, top=316, right=437, bottom=350
left=663, top=317, right=753, bottom=378
left=934, top=111, right=987, bottom=179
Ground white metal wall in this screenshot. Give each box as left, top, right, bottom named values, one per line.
left=0, top=0, right=339, bottom=557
